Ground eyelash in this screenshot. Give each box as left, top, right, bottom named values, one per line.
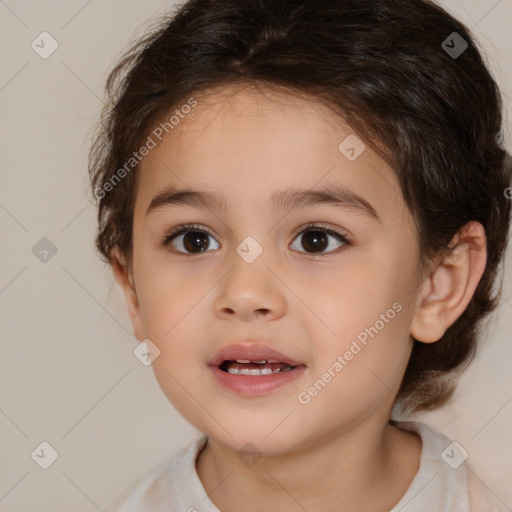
left=161, top=222, right=352, bottom=255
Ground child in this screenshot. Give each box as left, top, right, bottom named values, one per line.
left=89, top=0, right=511, bottom=510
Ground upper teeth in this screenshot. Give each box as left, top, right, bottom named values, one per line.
left=224, top=360, right=295, bottom=375
left=228, top=367, right=275, bottom=375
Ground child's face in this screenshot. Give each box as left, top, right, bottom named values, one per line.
left=121, top=84, right=427, bottom=453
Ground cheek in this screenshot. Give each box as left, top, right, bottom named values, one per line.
left=151, top=361, right=212, bottom=435
left=296, top=315, right=412, bottom=428
left=135, top=252, right=206, bottom=340
left=137, top=272, right=211, bottom=429
left=298, top=250, right=401, bottom=339
left=298, top=251, right=415, bottom=398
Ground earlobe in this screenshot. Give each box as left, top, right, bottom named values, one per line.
left=110, top=246, right=145, bottom=341
left=410, top=221, right=487, bottom=344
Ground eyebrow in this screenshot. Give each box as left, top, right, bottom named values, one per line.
left=145, top=185, right=380, bottom=222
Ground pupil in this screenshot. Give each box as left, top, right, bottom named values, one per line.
left=184, top=231, right=209, bottom=252
left=303, top=230, right=327, bottom=252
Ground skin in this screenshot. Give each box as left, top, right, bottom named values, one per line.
left=111, top=83, right=487, bottom=511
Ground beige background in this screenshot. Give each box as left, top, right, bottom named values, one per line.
left=1, top=0, right=511, bottom=510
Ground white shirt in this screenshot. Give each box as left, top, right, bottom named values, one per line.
left=101, top=421, right=509, bottom=511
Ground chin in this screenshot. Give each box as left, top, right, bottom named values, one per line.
left=200, top=416, right=310, bottom=457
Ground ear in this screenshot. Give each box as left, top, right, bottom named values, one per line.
left=110, top=246, right=145, bottom=342
left=410, top=221, right=487, bottom=343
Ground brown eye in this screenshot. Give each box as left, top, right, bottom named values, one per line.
left=290, top=225, right=350, bottom=254
left=162, top=223, right=350, bottom=255
left=163, top=225, right=220, bottom=254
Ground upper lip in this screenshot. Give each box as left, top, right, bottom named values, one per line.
left=208, top=342, right=304, bottom=367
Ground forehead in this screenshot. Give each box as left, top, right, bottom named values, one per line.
left=135, top=83, right=407, bottom=223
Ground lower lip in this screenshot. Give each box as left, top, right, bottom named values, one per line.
left=208, top=365, right=306, bottom=396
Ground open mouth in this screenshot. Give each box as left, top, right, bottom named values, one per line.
left=218, top=359, right=296, bottom=375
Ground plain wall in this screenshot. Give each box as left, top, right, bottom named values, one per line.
left=1, top=0, right=511, bottom=510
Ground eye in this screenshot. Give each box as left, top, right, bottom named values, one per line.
left=290, top=223, right=351, bottom=254
left=162, top=222, right=351, bottom=255
left=162, top=223, right=220, bottom=254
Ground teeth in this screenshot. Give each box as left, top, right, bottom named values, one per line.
left=234, top=359, right=267, bottom=364
left=227, top=367, right=276, bottom=375
left=221, top=359, right=296, bottom=375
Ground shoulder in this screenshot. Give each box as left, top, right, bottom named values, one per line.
left=466, top=470, right=511, bottom=512
left=390, top=421, right=508, bottom=512
left=101, top=434, right=208, bottom=512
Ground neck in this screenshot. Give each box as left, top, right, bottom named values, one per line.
left=196, top=415, right=422, bottom=512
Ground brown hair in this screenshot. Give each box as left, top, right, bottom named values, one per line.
left=88, top=0, right=511, bottom=413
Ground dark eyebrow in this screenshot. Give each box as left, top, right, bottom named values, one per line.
left=146, top=185, right=380, bottom=222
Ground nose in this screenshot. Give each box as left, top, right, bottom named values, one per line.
left=213, top=260, right=286, bottom=322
